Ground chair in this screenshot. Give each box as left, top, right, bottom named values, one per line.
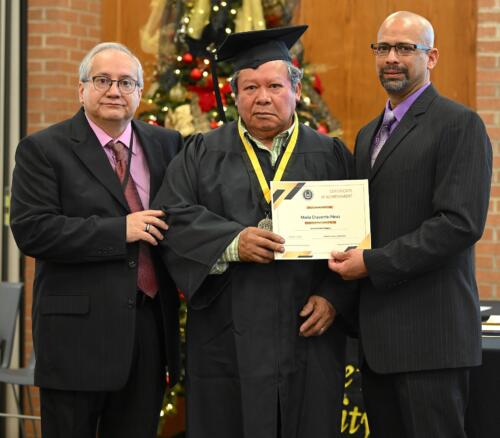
left=0, top=282, right=39, bottom=438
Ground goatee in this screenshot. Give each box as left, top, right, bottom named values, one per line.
left=379, top=66, right=410, bottom=93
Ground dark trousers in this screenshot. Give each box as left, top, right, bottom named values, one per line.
left=361, top=362, right=470, bottom=438
left=40, top=294, right=166, bottom=438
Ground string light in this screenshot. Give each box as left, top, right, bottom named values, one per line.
left=230, top=9, right=237, bottom=14
left=202, top=71, right=209, bottom=77
left=225, top=27, right=232, bottom=34
left=203, top=59, right=210, bottom=65
left=213, top=5, right=219, bottom=11
left=177, top=55, right=182, bottom=62
left=221, top=1, right=227, bottom=6
left=174, top=69, right=181, bottom=75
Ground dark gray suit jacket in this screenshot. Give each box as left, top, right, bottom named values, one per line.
left=10, top=109, right=183, bottom=390
left=355, top=85, right=492, bottom=373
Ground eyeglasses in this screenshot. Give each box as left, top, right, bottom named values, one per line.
left=83, top=75, right=139, bottom=94
left=370, top=43, right=431, bottom=57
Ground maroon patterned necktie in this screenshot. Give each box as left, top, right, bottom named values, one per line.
left=109, top=140, right=158, bottom=297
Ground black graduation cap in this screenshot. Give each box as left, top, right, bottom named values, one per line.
left=209, top=25, right=308, bottom=123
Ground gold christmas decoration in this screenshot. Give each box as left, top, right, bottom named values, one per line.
left=140, top=0, right=167, bottom=54
left=187, top=0, right=211, bottom=39
left=235, top=0, right=266, bottom=32
left=165, top=103, right=196, bottom=137
left=169, top=83, right=187, bottom=102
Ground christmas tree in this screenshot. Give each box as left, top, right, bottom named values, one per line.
left=139, top=0, right=341, bottom=137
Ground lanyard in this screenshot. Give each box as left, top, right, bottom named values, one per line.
left=120, top=129, right=134, bottom=191
left=238, top=113, right=299, bottom=204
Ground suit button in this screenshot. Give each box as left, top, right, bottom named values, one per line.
left=128, top=260, right=137, bottom=268
left=127, top=297, right=135, bottom=309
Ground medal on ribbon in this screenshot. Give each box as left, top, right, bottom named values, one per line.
left=238, top=113, right=299, bottom=230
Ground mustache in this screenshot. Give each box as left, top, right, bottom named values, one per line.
left=380, top=66, right=408, bottom=75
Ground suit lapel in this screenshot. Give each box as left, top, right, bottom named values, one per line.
left=133, top=120, right=164, bottom=202
left=70, top=109, right=129, bottom=211
left=369, top=85, right=439, bottom=180
left=370, top=114, right=417, bottom=179
left=356, top=117, right=380, bottom=179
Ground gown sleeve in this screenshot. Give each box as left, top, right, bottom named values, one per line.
left=153, top=133, right=245, bottom=307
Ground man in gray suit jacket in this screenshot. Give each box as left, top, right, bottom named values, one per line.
left=329, top=11, right=492, bottom=438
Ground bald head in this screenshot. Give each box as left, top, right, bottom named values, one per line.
left=379, top=11, right=434, bottom=47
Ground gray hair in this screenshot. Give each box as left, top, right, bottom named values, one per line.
left=230, top=60, right=303, bottom=96
left=79, top=42, right=144, bottom=87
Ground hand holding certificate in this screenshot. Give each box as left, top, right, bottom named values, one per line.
left=271, top=180, right=371, bottom=260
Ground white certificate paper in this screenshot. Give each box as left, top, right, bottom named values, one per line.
left=271, top=180, right=371, bottom=260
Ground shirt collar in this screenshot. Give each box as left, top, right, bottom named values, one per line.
left=85, top=114, right=135, bottom=153
left=239, top=117, right=295, bottom=146
left=387, top=82, right=431, bottom=122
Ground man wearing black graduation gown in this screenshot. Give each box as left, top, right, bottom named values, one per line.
left=154, top=26, right=355, bottom=438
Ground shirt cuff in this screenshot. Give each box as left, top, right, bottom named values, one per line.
left=208, top=234, right=241, bottom=275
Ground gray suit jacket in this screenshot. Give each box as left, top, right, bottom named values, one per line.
left=355, top=85, right=492, bottom=373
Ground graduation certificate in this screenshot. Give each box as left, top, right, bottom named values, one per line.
left=271, top=180, right=371, bottom=260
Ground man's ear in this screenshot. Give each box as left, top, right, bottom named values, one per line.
left=427, top=48, right=439, bottom=71
left=295, top=81, right=302, bottom=102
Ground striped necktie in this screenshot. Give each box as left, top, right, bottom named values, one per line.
left=110, top=141, right=158, bottom=297
left=371, top=110, right=396, bottom=167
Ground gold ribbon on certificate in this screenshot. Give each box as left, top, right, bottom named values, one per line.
left=238, top=113, right=299, bottom=230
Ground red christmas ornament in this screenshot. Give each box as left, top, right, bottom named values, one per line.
left=182, top=52, right=194, bottom=63
left=147, top=119, right=159, bottom=126
left=190, top=68, right=202, bottom=81
left=198, top=91, right=217, bottom=112
left=313, top=74, right=323, bottom=95
left=316, top=124, right=328, bottom=134
left=210, top=120, right=219, bottom=129
left=220, top=82, right=232, bottom=95
left=204, top=74, right=213, bottom=89
left=177, top=288, right=185, bottom=300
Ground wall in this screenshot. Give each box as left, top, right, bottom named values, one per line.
left=23, top=1, right=101, bottom=436
left=295, top=0, right=476, bottom=152
left=477, top=0, right=500, bottom=299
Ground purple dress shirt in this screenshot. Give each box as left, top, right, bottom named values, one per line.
left=384, top=82, right=431, bottom=135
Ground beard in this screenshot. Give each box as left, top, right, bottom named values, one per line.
left=378, top=66, right=410, bottom=93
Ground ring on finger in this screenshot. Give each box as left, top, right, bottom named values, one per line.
left=145, top=223, right=151, bottom=233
